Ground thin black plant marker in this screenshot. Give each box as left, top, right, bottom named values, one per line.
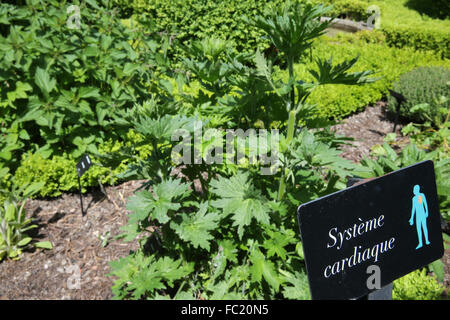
left=77, top=174, right=84, bottom=215
left=388, top=89, right=407, bottom=133
left=76, top=154, right=92, bottom=215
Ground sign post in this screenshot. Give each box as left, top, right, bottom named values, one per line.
left=297, top=160, right=444, bottom=300
left=388, top=89, right=407, bottom=133
left=76, top=154, right=92, bottom=215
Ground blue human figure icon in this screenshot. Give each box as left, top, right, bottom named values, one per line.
left=409, top=185, right=430, bottom=249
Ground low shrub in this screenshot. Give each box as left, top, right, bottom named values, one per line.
left=393, top=268, right=445, bottom=300
left=13, top=129, right=152, bottom=198
left=367, top=0, right=450, bottom=58
left=315, top=0, right=450, bottom=58
left=387, top=66, right=450, bottom=126
left=311, top=0, right=370, bottom=21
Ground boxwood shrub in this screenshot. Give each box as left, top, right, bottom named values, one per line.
left=387, top=66, right=450, bottom=125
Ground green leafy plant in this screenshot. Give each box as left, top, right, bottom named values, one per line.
left=108, top=2, right=376, bottom=300
left=0, top=180, right=52, bottom=261
left=401, top=100, right=449, bottom=155
left=247, top=1, right=376, bottom=201
left=393, top=268, right=445, bottom=300
left=13, top=128, right=152, bottom=198
left=0, top=0, right=169, bottom=173
left=112, top=0, right=288, bottom=61
left=400, top=105, right=449, bottom=221
left=310, top=0, right=370, bottom=21
left=176, top=31, right=450, bottom=123
left=360, top=141, right=449, bottom=220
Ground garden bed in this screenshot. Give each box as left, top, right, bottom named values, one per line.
left=0, top=180, right=143, bottom=300
left=0, top=103, right=447, bottom=300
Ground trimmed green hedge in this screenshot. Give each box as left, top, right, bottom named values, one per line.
left=115, top=0, right=450, bottom=59
left=311, top=0, right=370, bottom=21
left=364, top=0, right=450, bottom=59
left=115, top=0, right=287, bottom=59
left=282, top=34, right=450, bottom=119
left=381, top=25, right=449, bottom=59
left=314, top=0, right=450, bottom=59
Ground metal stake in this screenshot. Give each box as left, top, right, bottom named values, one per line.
left=78, top=174, right=84, bottom=215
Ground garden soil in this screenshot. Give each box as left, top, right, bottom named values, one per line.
left=0, top=103, right=448, bottom=300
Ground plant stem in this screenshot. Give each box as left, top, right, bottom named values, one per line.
left=277, top=110, right=296, bottom=202
left=288, top=58, right=295, bottom=110
left=286, top=110, right=296, bottom=146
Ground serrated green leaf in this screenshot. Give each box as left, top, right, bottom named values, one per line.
left=249, top=248, right=281, bottom=292
left=126, top=178, right=191, bottom=225
left=112, top=252, right=193, bottom=300
left=210, top=172, right=270, bottom=239
left=78, top=86, right=100, bottom=99
left=262, top=229, right=292, bottom=260
left=170, top=202, right=219, bottom=250
left=280, top=270, right=310, bottom=299
left=310, top=55, right=377, bottom=85
left=35, top=67, right=56, bottom=95
left=219, top=239, right=238, bottom=263
left=126, top=190, right=155, bottom=223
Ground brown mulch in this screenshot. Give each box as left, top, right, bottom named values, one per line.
left=0, top=102, right=448, bottom=299
left=0, top=180, right=145, bottom=300
left=444, top=249, right=450, bottom=297
left=331, top=100, right=410, bottom=163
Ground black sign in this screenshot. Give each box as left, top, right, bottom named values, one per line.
left=76, top=154, right=92, bottom=177
left=297, top=160, right=444, bottom=300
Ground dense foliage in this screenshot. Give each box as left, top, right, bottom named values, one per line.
left=393, top=268, right=445, bottom=300
left=290, top=34, right=449, bottom=119
left=107, top=2, right=378, bottom=299
left=360, top=142, right=450, bottom=222
left=13, top=129, right=152, bottom=197
left=0, top=0, right=170, bottom=176
left=112, top=0, right=286, bottom=61
left=0, top=181, right=52, bottom=261
left=371, top=0, right=450, bottom=59
left=387, top=66, right=450, bottom=126
left=0, top=0, right=448, bottom=300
